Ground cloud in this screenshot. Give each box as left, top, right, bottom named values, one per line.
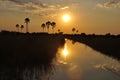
left=97, top=0, right=120, bottom=8
left=2, top=0, right=51, bottom=9
left=0, top=0, right=71, bottom=19
left=2, top=0, right=41, bottom=5
left=60, top=6, right=69, bottom=10
left=0, top=0, right=59, bottom=16
left=1, top=0, right=69, bottom=11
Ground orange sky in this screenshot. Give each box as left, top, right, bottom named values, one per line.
left=0, top=0, right=120, bottom=34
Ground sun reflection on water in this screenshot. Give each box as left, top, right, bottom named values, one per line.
left=62, top=44, right=69, bottom=58
left=56, top=39, right=70, bottom=64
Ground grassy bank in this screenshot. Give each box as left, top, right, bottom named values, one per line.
left=0, top=31, right=65, bottom=66
left=0, top=31, right=66, bottom=80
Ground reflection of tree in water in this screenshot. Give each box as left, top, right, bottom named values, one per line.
left=0, top=43, right=65, bottom=80
left=72, top=40, right=76, bottom=45
left=0, top=64, right=55, bottom=80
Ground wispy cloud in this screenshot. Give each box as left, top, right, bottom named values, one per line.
left=0, top=0, right=69, bottom=17
left=97, top=0, right=120, bottom=8
left=60, top=6, right=69, bottom=10
left=2, top=0, right=44, bottom=5
left=1, top=0, right=56, bottom=10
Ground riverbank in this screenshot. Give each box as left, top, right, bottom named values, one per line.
left=65, top=34, right=120, bottom=60
left=0, top=31, right=65, bottom=66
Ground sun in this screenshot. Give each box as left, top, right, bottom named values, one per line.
left=62, top=14, right=71, bottom=22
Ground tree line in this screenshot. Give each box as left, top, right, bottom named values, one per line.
left=16, top=18, right=79, bottom=34
left=41, top=21, right=56, bottom=33
left=15, top=18, right=30, bottom=33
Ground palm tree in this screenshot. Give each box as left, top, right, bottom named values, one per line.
left=72, top=28, right=76, bottom=34
left=16, top=24, right=19, bottom=32
left=25, top=18, right=30, bottom=33
left=20, top=25, right=24, bottom=32
left=41, top=23, right=46, bottom=32
left=51, top=22, right=56, bottom=33
left=46, top=21, right=51, bottom=32
left=76, top=30, right=79, bottom=33
left=58, top=29, right=60, bottom=33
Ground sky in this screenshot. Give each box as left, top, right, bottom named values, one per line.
left=0, top=0, right=120, bottom=34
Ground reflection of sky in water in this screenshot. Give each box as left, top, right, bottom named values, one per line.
left=53, top=39, right=120, bottom=80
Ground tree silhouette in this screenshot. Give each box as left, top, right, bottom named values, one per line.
left=76, top=30, right=79, bottom=33
left=16, top=24, right=19, bottom=32
left=20, top=25, right=24, bottom=32
left=51, top=22, right=56, bottom=33
left=25, top=18, right=30, bottom=33
left=41, top=23, right=46, bottom=32
left=72, top=28, right=76, bottom=34
left=46, top=21, right=51, bottom=32
left=58, top=29, right=60, bottom=33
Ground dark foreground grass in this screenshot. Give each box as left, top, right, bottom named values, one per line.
left=0, top=32, right=65, bottom=80
left=0, top=32, right=65, bottom=65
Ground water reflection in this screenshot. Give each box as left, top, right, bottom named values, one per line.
left=54, top=39, right=120, bottom=80
left=62, top=43, right=69, bottom=59
left=1, top=39, right=120, bottom=80
left=56, top=39, right=70, bottom=64
left=0, top=65, right=55, bottom=80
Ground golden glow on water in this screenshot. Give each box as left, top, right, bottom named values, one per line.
left=62, top=48, right=68, bottom=57
left=62, top=44, right=69, bottom=58
left=56, top=41, right=70, bottom=64
left=55, top=40, right=120, bottom=80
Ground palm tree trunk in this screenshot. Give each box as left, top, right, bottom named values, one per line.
left=21, top=29, right=22, bottom=33
left=26, top=23, right=28, bottom=33
left=47, top=28, right=49, bottom=32
left=53, top=29, right=54, bottom=33
left=43, top=28, right=44, bottom=32
left=18, top=28, right=19, bottom=32
left=47, top=26, right=49, bottom=32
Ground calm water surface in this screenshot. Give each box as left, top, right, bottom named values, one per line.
left=52, top=39, right=120, bottom=80
left=1, top=39, right=120, bottom=80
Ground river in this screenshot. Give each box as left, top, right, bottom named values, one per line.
left=0, top=39, right=120, bottom=80
left=51, top=39, right=120, bottom=80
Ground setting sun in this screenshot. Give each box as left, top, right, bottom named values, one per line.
left=62, top=14, right=71, bottom=22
